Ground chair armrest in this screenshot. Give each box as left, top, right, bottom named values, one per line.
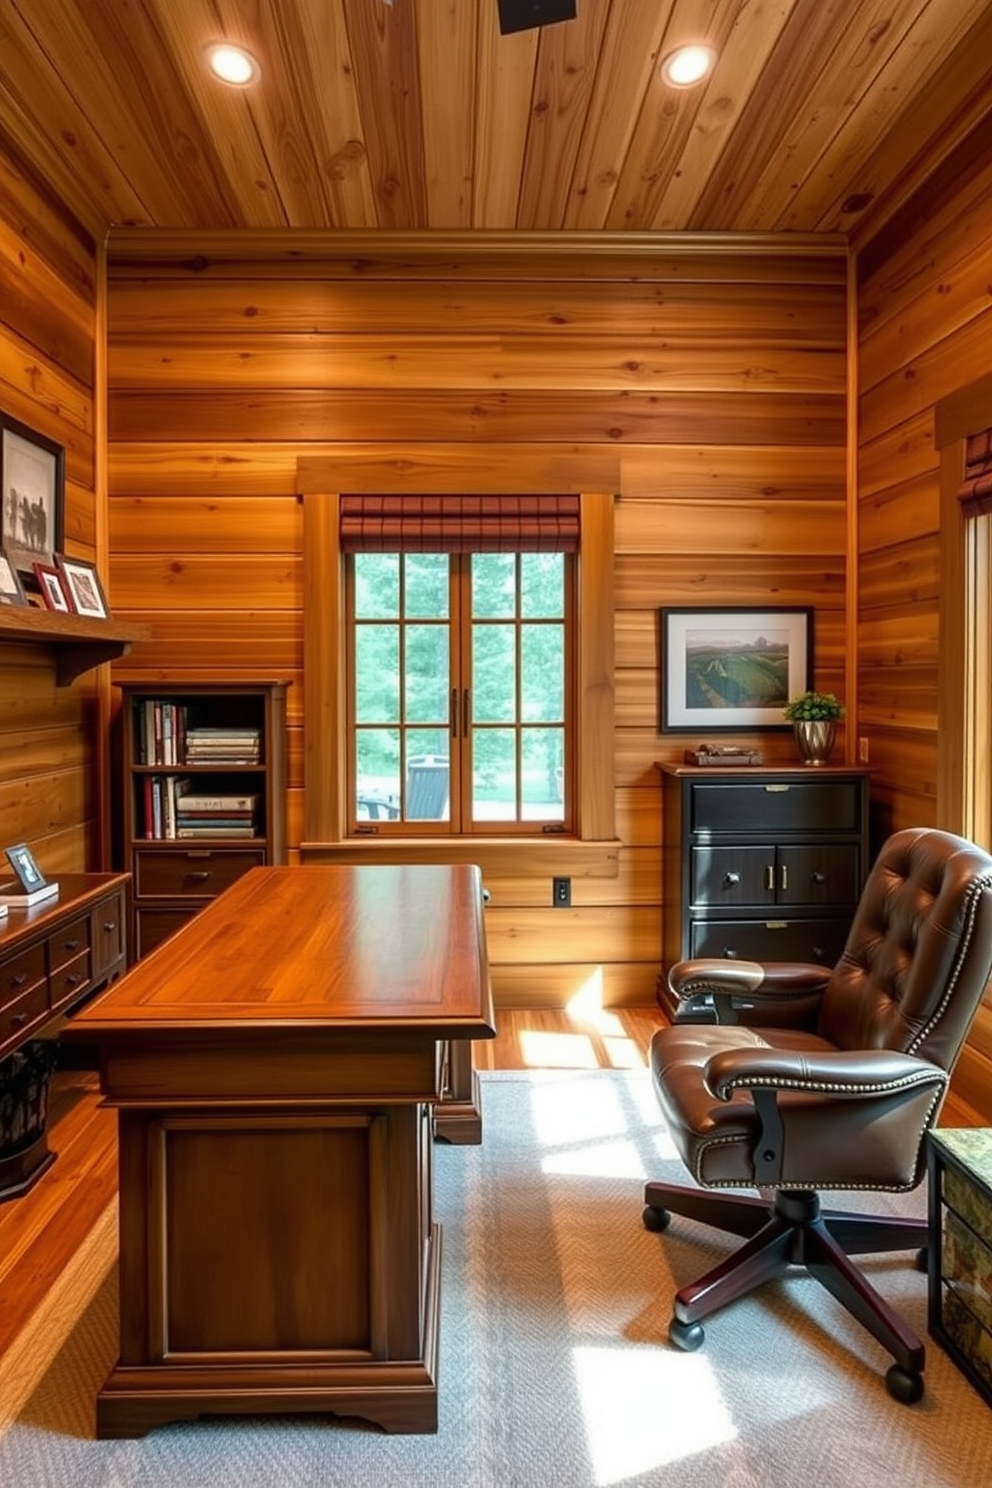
left=668, top=958, right=832, bottom=1028
left=703, top=1046, right=948, bottom=1102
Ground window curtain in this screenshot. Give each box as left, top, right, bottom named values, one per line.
left=339, top=494, right=580, bottom=552
left=958, top=428, right=992, bottom=516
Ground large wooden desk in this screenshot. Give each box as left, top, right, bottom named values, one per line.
left=68, top=863, right=495, bottom=1438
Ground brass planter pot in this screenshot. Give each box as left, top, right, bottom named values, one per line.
left=793, top=719, right=836, bottom=766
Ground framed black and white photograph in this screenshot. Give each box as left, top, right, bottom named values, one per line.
left=57, top=554, right=110, bottom=619
left=0, top=412, right=65, bottom=579
left=0, top=548, right=28, bottom=606
left=660, top=606, right=813, bottom=732
left=4, top=842, right=49, bottom=893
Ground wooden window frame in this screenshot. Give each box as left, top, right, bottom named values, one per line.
left=936, top=374, right=992, bottom=846
left=299, top=481, right=618, bottom=878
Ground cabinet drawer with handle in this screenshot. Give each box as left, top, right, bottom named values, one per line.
left=48, top=915, right=92, bottom=973
left=49, top=949, right=93, bottom=1014
left=0, top=943, right=46, bottom=1005
left=134, top=847, right=266, bottom=898
left=0, top=979, right=49, bottom=1058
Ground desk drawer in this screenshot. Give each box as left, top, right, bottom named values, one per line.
left=1, top=943, right=46, bottom=1003
left=135, top=848, right=266, bottom=898
left=0, top=978, right=49, bottom=1057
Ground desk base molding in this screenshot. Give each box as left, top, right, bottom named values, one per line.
left=96, top=1223, right=442, bottom=1439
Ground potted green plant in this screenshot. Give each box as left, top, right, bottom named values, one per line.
left=784, top=690, right=843, bottom=765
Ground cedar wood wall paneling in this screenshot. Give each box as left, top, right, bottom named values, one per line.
left=856, top=131, right=992, bottom=1120
left=105, top=240, right=848, bottom=1011
left=0, top=135, right=102, bottom=875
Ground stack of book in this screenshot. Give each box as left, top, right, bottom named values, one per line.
left=184, top=726, right=261, bottom=766
left=175, top=791, right=259, bottom=838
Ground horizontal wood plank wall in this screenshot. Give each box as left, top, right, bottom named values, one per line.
left=105, top=231, right=848, bottom=1010
left=0, top=132, right=102, bottom=876
left=857, top=124, right=992, bottom=1122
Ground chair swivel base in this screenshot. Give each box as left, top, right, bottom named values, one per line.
left=643, top=1180, right=927, bottom=1404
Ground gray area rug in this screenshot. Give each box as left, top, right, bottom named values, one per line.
left=3, top=1068, right=992, bottom=1487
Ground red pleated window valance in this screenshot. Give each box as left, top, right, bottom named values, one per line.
left=958, top=428, right=992, bottom=515
left=339, top=494, right=580, bottom=553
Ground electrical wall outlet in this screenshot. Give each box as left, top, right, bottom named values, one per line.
left=858, top=736, right=870, bottom=764
left=552, top=876, right=571, bottom=907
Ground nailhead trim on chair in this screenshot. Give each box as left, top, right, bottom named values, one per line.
left=717, top=1069, right=946, bottom=1098
left=905, top=868, right=992, bottom=1056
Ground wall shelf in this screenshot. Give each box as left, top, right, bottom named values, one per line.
left=0, top=607, right=148, bottom=685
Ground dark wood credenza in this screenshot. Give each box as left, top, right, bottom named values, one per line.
left=658, top=764, right=872, bottom=1019
left=0, top=872, right=130, bottom=1196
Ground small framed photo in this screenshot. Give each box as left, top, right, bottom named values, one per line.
left=33, top=561, right=72, bottom=613
left=0, top=547, right=28, bottom=606
left=57, top=554, right=110, bottom=619
left=660, top=606, right=813, bottom=732
left=4, top=842, right=49, bottom=893
left=0, top=412, right=65, bottom=579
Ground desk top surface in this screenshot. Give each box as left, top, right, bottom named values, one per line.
left=71, top=863, right=494, bottom=1041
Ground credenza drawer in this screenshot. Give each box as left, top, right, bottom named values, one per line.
left=689, top=917, right=849, bottom=965
left=49, top=914, right=91, bottom=973
left=134, top=848, right=266, bottom=899
left=50, top=948, right=93, bottom=1013
left=0, top=979, right=49, bottom=1057
left=1, top=943, right=46, bottom=1003
left=690, top=779, right=864, bottom=835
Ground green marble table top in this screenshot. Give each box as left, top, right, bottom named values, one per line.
left=930, top=1127, right=992, bottom=1196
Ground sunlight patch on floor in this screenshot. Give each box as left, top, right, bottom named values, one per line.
left=572, top=1345, right=737, bottom=1485
left=518, top=1029, right=601, bottom=1068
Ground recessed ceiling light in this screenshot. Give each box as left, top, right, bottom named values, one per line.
left=206, top=43, right=260, bottom=87
left=660, top=44, right=716, bottom=88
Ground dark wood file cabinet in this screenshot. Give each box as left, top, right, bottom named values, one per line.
left=658, top=764, right=871, bottom=1018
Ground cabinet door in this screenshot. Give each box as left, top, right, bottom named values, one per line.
left=776, top=846, right=860, bottom=907
left=691, top=846, right=774, bottom=906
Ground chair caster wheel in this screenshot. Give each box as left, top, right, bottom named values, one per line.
left=885, top=1363, right=924, bottom=1404
left=642, top=1204, right=671, bottom=1233
left=914, top=1247, right=928, bottom=1273
left=668, top=1317, right=704, bottom=1352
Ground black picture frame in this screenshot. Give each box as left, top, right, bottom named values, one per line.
left=4, top=842, right=49, bottom=893
left=660, top=606, right=813, bottom=733
left=0, top=411, right=65, bottom=580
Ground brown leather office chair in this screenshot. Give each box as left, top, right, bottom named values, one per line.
left=644, top=826, right=992, bottom=1403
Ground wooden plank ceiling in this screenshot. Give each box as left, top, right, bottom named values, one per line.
left=1, top=0, right=991, bottom=244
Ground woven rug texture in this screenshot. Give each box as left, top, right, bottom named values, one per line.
left=2, top=1068, right=991, bottom=1488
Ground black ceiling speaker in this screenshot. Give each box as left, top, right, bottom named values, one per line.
left=497, top=0, right=577, bottom=35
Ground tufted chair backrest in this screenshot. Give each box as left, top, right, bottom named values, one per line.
left=818, top=827, right=992, bottom=1071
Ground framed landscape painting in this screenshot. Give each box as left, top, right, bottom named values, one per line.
left=660, top=606, right=812, bottom=732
